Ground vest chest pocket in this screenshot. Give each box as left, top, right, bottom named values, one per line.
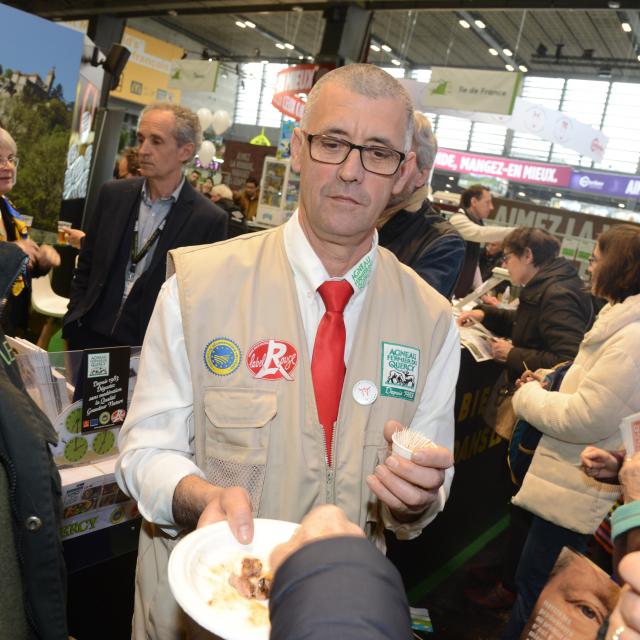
left=203, top=388, right=277, bottom=514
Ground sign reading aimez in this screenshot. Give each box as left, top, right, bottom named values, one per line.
left=435, top=149, right=572, bottom=187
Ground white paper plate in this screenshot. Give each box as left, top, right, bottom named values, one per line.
left=168, top=518, right=299, bottom=640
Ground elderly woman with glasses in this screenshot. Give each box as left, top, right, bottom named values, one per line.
left=458, top=226, right=593, bottom=381
left=0, top=127, right=60, bottom=336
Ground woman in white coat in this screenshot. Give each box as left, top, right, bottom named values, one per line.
left=502, top=224, right=640, bottom=639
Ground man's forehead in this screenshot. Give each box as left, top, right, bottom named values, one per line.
left=307, top=84, right=407, bottom=146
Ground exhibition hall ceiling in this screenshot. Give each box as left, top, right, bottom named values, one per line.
left=11, top=0, right=640, bottom=81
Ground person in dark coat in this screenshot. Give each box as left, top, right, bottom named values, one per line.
left=459, top=226, right=593, bottom=611
left=0, top=242, right=68, bottom=640
left=63, top=103, right=227, bottom=350
left=459, top=226, right=593, bottom=381
left=268, top=505, right=412, bottom=640
left=378, top=112, right=464, bottom=300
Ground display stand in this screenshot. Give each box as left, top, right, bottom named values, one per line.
left=255, top=156, right=300, bottom=226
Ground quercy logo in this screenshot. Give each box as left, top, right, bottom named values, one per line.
left=246, top=339, right=298, bottom=381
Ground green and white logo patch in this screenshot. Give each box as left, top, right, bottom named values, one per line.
left=380, top=342, right=420, bottom=401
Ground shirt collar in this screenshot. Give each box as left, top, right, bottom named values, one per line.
left=284, top=210, right=377, bottom=298
left=141, top=177, right=185, bottom=207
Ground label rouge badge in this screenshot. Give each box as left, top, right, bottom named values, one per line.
left=246, top=339, right=298, bottom=380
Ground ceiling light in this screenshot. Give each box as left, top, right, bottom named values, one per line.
left=167, top=9, right=178, bottom=16
left=381, top=44, right=392, bottom=52
left=449, top=176, right=455, bottom=180
left=244, top=20, right=256, bottom=28
left=488, top=48, right=498, bottom=56
left=370, top=44, right=381, bottom=52
left=517, top=192, right=526, bottom=197
left=555, top=192, right=562, bottom=197
left=275, top=43, right=285, bottom=50
left=235, top=20, right=247, bottom=28
left=622, top=22, right=632, bottom=33
left=446, top=184, right=452, bottom=188
left=608, top=1, right=620, bottom=6
left=261, top=60, right=269, bottom=64
left=475, top=19, right=486, bottom=29
left=284, top=43, right=294, bottom=50
left=619, top=203, right=626, bottom=208
left=519, top=65, right=528, bottom=72
left=505, top=64, right=515, bottom=71
left=306, top=56, right=314, bottom=61
left=503, top=48, right=513, bottom=57
left=391, top=59, right=401, bottom=66
left=298, top=55, right=304, bottom=60
left=208, top=58, right=213, bottom=62
left=637, top=54, right=640, bottom=62
left=459, top=19, right=471, bottom=29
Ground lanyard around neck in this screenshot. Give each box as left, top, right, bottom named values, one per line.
left=130, top=214, right=168, bottom=269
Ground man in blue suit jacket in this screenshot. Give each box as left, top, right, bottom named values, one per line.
left=63, top=104, right=227, bottom=349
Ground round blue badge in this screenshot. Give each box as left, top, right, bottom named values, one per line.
left=203, top=338, right=241, bottom=376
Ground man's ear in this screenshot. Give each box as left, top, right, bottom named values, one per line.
left=390, top=151, right=416, bottom=196
left=414, top=165, right=431, bottom=190
left=179, top=143, right=196, bottom=164
left=291, top=128, right=304, bottom=173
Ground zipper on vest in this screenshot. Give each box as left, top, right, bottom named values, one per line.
left=324, top=423, right=338, bottom=503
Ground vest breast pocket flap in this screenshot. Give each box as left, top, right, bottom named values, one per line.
left=203, top=387, right=277, bottom=450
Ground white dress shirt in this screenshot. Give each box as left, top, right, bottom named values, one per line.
left=116, top=211, right=460, bottom=535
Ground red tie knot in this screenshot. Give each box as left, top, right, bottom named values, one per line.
left=317, top=280, right=353, bottom=314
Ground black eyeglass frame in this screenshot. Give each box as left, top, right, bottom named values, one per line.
left=305, top=133, right=406, bottom=176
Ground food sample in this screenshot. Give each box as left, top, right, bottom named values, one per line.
left=228, top=557, right=273, bottom=601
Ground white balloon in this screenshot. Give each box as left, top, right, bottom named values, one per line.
left=211, top=110, right=232, bottom=135
left=197, top=107, right=212, bottom=132
left=198, top=140, right=215, bottom=166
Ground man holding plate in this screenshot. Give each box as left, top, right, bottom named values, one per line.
left=116, top=63, right=459, bottom=639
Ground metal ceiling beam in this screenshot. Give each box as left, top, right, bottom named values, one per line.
left=9, top=1, right=638, bottom=21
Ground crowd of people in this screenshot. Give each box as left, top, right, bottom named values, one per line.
left=1, top=63, right=640, bottom=640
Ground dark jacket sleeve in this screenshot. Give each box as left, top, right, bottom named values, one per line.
left=506, top=284, right=589, bottom=375
left=65, top=184, right=106, bottom=319
left=269, top=536, right=412, bottom=640
left=479, top=305, right=517, bottom=339
left=413, top=234, right=465, bottom=300
left=200, top=201, right=228, bottom=243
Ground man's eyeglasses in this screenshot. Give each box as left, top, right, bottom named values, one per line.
left=306, top=133, right=405, bottom=176
left=0, top=156, right=19, bottom=168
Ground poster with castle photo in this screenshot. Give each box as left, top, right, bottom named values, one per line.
left=0, top=2, right=83, bottom=231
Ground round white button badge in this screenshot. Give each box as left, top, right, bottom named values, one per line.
left=352, top=380, right=378, bottom=406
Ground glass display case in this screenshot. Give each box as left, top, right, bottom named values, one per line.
left=256, top=157, right=300, bottom=226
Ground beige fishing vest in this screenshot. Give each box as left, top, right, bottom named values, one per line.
left=133, top=225, right=452, bottom=639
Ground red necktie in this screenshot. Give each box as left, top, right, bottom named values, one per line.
left=311, top=280, right=354, bottom=466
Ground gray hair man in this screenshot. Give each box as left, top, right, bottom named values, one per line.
left=116, top=64, right=459, bottom=638
left=378, top=112, right=465, bottom=299
left=63, top=102, right=227, bottom=350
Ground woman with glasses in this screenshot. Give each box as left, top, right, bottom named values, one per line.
left=501, top=224, right=640, bottom=638
left=460, top=226, right=593, bottom=612
left=0, top=127, right=59, bottom=336
left=458, top=226, right=593, bottom=381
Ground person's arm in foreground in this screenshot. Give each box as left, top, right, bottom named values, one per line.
left=268, top=506, right=412, bottom=640
left=448, top=212, right=512, bottom=243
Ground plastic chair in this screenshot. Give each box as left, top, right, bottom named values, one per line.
left=31, top=272, right=69, bottom=350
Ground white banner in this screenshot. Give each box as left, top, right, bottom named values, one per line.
left=414, top=67, right=522, bottom=115
left=168, top=60, right=219, bottom=92
left=402, top=78, right=608, bottom=162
